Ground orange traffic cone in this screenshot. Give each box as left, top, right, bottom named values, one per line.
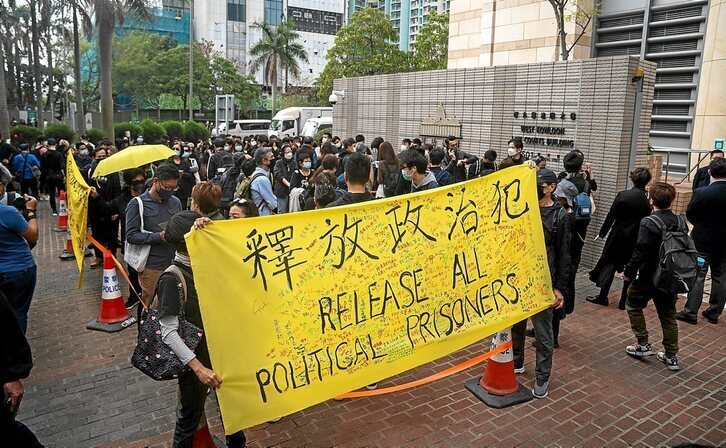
left=465, top=327, right=533, bottom=408
left=53, top=190, right=68, bottom=232
left=192, top=414, right=216, bottom=448
left=59, top=230, right=93, bottom=260
left=86, top=252, right=136, bottom=333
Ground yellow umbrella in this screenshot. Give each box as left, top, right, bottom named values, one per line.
left=91, top=144, right=175, bottom=178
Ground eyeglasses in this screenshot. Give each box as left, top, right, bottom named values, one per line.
left=157, top=180, right=178, bottom=192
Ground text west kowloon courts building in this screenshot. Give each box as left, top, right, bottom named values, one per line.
left=448, top=0, right=725, bottom=180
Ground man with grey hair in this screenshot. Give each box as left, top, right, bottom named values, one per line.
left=250, top=147, right=277, bottom=216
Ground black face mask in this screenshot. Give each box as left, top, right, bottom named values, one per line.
left=131, top=181, right=145, bottom=193
left=538, top=185, right=547, bottom=200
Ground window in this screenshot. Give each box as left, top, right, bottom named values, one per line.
left=227, top=0, right=245, bottom=22
left=265, top=0, right=283, bottom=25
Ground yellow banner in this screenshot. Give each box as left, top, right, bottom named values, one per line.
left=66, top=154, right=90, bottom=288
left=187, top=165, right=553, bottom=433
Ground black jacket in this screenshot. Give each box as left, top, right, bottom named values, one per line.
left=596, top=187, right=651, bottom=267
left=444, top=148, right=477, bottom=183
left=0, top=291, right=32, bottom=385
left=540, top=204, right=572, bottom=293
left=326, top=192, right=373, bottom=208
left=692, top=166, right=710, bottom=191
left=42, top=149, right=65, bottom=177
left=273, top=159, right=295, bottom=197
left=686, top=180, right=726, bottom=256
left=624, top=210, right=680, bottom=282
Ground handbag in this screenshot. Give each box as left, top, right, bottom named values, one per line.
left=131, top=265, right=203, bottom=381
left=124, top=196, right=152, bottom=272
left=14, top=154, right=28, bottom=182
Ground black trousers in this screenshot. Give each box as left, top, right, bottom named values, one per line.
left=45, top=177, right=65, bottom=212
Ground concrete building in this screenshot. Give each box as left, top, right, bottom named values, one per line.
left=193, top=0, right=343, bottom=87
left=447, top=0, right=725, bottom=178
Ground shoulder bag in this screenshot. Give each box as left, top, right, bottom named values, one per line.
left=124, top=196, right=152, bottom=272
left=131, top=265, right=203, bottom=381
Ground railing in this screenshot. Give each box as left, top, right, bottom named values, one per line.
left=651, top=147, right=712, bottom=184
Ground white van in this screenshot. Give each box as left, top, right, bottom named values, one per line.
left=268, top=107, right=333, bottom=138
left=213, top=120, right=270, bottom=138
left=301, top=117, right=333, bottom=138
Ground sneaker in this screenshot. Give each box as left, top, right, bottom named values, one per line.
left=532, top=381, right=549, bottom=399
left=675, top=311, right=697, bottom=325
left=586, top=295, right=609, bottom=306
left=656, top=352, right=680, bottom=371
left=267, top=417, right=281, bottom=423
left=52, top=212, right=58, bottom=216
left=514, top=366, right=525, bottom=374
left=365, top=383, right=378, bottom=390
left=701, top=310, right=718, bottom=324
left=124, top=297, right=140, bottom=310
left=625, top=342, right=654, bottom=358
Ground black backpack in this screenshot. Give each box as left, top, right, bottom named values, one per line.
left=209, top=153, right=234, bottom=184
left=219, top=165, right=243, bottom=210
left=646, top=215, right=699, bottom=295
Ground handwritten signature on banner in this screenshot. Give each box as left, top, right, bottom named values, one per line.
left=186, top=165, right=552, bottom=433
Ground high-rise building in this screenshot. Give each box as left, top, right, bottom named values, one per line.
left=347, top=0, right=449, bottom=51
left=194, top=0, right=343, bottom=88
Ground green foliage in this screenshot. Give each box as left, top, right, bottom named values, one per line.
left=183, top=120, right=209, bottom=143
left=317, top=8, right=409, bottom=103
left=114, top=122, right=144, bottom=140
left=313, top=128, right=329, bottom=147
left=44, top=124, right=77, bottom=143
left=139, top=119, right=165, bottom=143
left=10, top=126, right=44, bottom=145
left=161, top=120, right=185, bottom=140
left=411, top=12, right=449, bottom=71
left=209, top=56, right=260, bottom=113
left=85, top=129, right=107, bottom=145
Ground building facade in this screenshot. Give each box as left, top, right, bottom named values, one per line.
left=447, top=0, right=725, bottom=177
left=347, top=0, right=451, bottom=51
left=192, top=0, right=343, bottom=87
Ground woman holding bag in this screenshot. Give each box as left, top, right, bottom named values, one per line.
left=153, top=210, right=245, bottom=448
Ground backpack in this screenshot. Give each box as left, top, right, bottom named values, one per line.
left=289, top=187, right=306, bottom=212
left=466, top=159, right=481, bottom=180
left=236, top=172, right=266, bottom=201
left=573, top=180, right=592, bottom=220
left=219, top=165, right=243, bottom=210
left=646, top=215, right=699, bottom=295
left=209, top=153, right=234, bottom=184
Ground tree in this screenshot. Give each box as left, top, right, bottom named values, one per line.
left=0, top=44, right=11, bottom=138
left=209, top=56, right=260, bottom=115
left=317, top=8, right=408, bottom=103
left=72, top=1, right=92, bottom=131
left=91, top=0, right=152, bottom=139
left=147, top=44, right=212, bottom=109
left=411, top=11, right=449, bottom=71
left=248, top=19, right=309, bottom=116
left=29, top=0, right=44, bottom=129
left=548, top=0, right=598, bottom=61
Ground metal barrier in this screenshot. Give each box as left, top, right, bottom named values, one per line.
left=651, top=147, right=712, bottom=184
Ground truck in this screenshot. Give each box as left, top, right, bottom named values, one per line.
left=301, top=116, right=333, bottom=138
left=268, top=107, right=333, bottom=138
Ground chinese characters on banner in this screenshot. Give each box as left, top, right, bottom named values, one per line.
left=66, top=155, right=91, bottom=288
left=186, top=165, right=553, bottom=433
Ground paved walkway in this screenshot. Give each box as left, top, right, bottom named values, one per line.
left=19, top=201, right=725, bottom=447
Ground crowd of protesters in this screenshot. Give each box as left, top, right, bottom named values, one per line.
left=0, top=123, right=723, bottom=447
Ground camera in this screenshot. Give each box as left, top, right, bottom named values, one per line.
left=328, top=90, right=345, bottom=106
left=12, top=194, right=27, bottom=213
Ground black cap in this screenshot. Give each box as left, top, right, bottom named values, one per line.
left=537, top=168, right=558, bottom=185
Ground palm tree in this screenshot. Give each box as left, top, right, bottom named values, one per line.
left=0, top=45, right=11, bottom=138
left=248, top=19, right=308, bottom=117
left=69, top=0, right=92, bottom=131
left=29, top=0, right=44, bottom=129
left=90, top=0, right=152, bottom=138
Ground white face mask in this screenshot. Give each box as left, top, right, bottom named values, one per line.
left=250, top=140, right=257, bottom=146
left=507, top=147, right=517, bottom=157
left=284, top=153, right=293, bottom=160
left=400, top=145, right=407, bottom=151
left=322, top=137, right=328, bottom=143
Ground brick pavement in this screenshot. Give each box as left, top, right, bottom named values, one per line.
left=18, top=201, right=726, bottom=448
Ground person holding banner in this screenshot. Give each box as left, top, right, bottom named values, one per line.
left=157, top=211, right=245, bottom=448
left=512, top=168, right=570, bottom=399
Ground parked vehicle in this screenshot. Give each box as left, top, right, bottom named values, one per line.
left=213, top=120, right=270, bottom=138
left=301, top=117, right=333, bottom=138
left=268, top=107, right=332, bottom=138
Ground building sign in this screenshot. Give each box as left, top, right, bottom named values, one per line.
left=510, top=111, right=577, bottom=149
left=288, top=6, right=343, bottom=35
left=420, top=105, right=462, bottom=146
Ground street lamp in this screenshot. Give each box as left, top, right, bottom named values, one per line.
left=188, top=0, right=194, bottom=121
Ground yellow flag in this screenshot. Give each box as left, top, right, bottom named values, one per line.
left=186, top=165, right=553, bottom=433
left=66, top=154, right=90, bottom=288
